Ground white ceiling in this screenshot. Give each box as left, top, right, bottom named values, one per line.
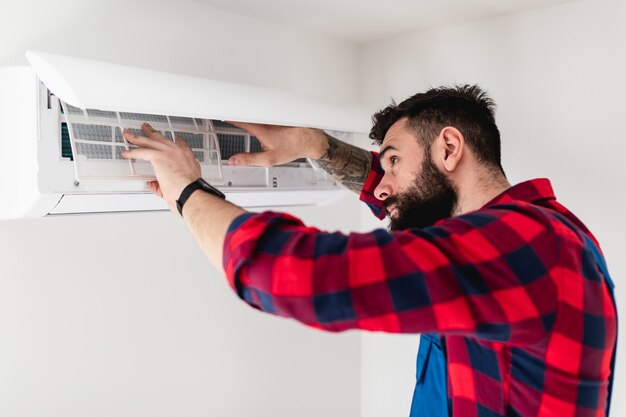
left=191, top=0, right=581, bottom=44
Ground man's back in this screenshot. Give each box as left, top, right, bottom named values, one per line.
left=439, top=185, right=616, bottom=416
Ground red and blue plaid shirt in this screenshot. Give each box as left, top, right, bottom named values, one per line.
left=222, top=152, right=617, bottom=417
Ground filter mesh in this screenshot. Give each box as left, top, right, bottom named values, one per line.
left=114, top=127, right=124, bottom=143
left=175, top=131, right=204, bottom=148
left=218, top=133, right=246, bottom=160
left=64, top=104, right=84, bottom=115
left=86, top=109, right=117, bottom=119
left=61, top=101, right=223, bottom=181
left=169, top=116, right=196, bottom=126
left=119, top=112, right=168, bottom=123
left=212, top=120, right=238, bottom=129
left=249, top=136, right=263, bottom=153
left=75, top=142, right=116, bottom=160
left=72, top=124, right=113, bottom=142
left=60, top=101, right=316, bottom=180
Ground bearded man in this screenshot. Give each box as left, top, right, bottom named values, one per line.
left=122, top=85, right=617, bottom=417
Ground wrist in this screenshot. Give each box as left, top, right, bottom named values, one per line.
left=176, top=178, right=226, bottom=216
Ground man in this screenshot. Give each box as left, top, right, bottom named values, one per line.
left=121, top=85, right=617, bottom=417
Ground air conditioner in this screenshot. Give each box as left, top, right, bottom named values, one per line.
left=0, top=52, right=370, bottom=218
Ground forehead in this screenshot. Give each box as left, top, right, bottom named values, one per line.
left=380, top=118, right=423, bottom=155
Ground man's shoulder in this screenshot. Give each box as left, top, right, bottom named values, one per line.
left=437, top=200, right=562, bottom=235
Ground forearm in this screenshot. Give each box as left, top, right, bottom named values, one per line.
left=224, top=209, right=557, bottom=342
left=181, top=190, right=247, bottom=269
left=309, top=130, right=373, bottom=194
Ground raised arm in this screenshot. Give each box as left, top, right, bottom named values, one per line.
left=314, top=132, right=373, bottom=193
left=227, top=122, right=373, bottom=194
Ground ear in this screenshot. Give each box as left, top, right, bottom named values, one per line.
left=436, top=126, right=464, bottom=172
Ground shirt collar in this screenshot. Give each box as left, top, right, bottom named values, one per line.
left=482, top=178, right=556, bottom=208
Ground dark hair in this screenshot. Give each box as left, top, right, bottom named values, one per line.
left=370, top=84, right=504, bottom=174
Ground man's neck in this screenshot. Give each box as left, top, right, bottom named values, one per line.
left=453, top=175, right=511, bottom=216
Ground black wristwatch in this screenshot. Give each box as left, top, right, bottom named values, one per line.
left=176, top=178, right=226, bottom=216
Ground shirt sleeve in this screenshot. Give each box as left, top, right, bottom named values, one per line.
left=222, top=203, right=560, bottom=345
left=359, top=151, right=386, bottom=220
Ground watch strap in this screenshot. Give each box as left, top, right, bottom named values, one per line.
left=176, top=178, right=225, bottom=216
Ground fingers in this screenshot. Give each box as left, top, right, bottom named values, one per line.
left=141, top=123, right=171, bottom=143
left=174, top=136, right=191, bottom=150
left=124, top=127, right=171, bottom=151
left=122, top=127, right=196, bottom=162
left=120, top=147, right=155, bottom=162
left=228, top=151, right=280, bottom=167
left=141, top=123, right=159, bottom=135
left=146, top=180, right=163, bottom=197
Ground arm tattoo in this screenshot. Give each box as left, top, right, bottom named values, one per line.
left=315, top=133, right=373, bottom=194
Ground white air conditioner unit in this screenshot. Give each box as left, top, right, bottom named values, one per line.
left=0, top=51, right=371, bottom=218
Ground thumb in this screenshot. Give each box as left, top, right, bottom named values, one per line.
left=228, top=151, right=278, bottom=167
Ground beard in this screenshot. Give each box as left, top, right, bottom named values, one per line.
left=384, top=155, right=458, bottom=231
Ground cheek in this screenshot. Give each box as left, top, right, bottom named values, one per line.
left=395, top=169, right=420, bottom=193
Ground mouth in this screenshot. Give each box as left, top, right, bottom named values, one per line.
left=385, top=205, right=397, bottom=218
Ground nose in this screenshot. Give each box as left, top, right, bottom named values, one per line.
left=373, top=173, right=392, bottom=201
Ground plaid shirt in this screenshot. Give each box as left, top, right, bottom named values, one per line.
left=222, top=152, right=617, bottom=417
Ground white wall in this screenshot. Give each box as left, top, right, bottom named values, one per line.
left=3, top=1, right=625, bottom=416
left=0, top=0, right=359, bottom=101
left=359, top=0, right=626, bottom=416
left=0, top=1, right=363, bottom=416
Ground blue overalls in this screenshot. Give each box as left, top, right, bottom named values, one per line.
left=408, top=233, right=618, bottom=417
left=410, top=333, right=448, bottom=417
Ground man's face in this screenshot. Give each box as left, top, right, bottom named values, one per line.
left=374, top=118, right=458, bottom=231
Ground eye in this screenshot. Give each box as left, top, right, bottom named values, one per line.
left=390, top=156, right=399, bottom=166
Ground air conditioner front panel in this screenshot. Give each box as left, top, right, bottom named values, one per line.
left=26, top=51, right=372, bottom=134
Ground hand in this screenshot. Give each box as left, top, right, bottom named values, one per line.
left=227, top=122, right=328, bottom=167
left=121, top=123, right=201, bottom=212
